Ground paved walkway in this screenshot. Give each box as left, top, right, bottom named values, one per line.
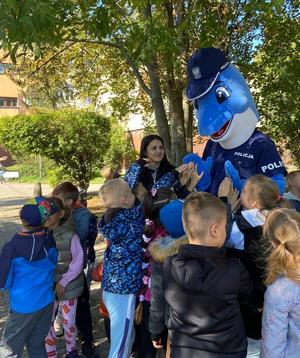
left=0, top=183, right=109, bottom=357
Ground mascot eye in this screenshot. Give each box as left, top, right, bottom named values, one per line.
left=216, top=87, right=230, bottom=104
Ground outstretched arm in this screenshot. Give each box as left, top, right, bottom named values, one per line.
left=124, top=159, right=148, bottom=189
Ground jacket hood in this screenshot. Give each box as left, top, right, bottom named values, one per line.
left=73, top=206, right=92, bottom=222
left=170, top=244, right=229, bottom=292
left=148, top=235, right=188, bottom=263
left=13, top=231, right=53, bottom=262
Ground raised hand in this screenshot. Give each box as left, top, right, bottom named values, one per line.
left=229, top=188, right=241, bottom=213
left=187, top=165, right=204, bottom=191
left=218, top=177, right=233, bottom=197
left=179, top=162, right=194, bottom=186
left=175, top=163, right=188, bottom=174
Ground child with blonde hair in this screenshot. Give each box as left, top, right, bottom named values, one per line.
left=283, top=170, right=300, bottom=211
left=98, top=160, right=187, bottom=358
left=218, top=174, right=292, bottom=356
left=261, top=208, right=300, bottom=358
left=284, top=170, right=300, bottom=199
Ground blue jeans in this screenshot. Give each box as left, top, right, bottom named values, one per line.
left=103, top=291, right=136, bottom=358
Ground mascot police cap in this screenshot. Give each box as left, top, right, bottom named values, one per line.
left=187, top=47, right=259, bottom=141
left=187, top=47, right=229, bottom=101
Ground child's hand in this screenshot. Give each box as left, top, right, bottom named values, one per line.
left=218, top=177, right=233, bottom=198
left=179, top=162, right=194, bottom=186
left=175, top=163, right=188, bottom=174
left=187, top=165, right=204, bottom=191
left=218, top=177, right=241, bottom=213
left=229, top=188, right=241, bottom=213
left=152, top=338, right=163, bottom=349
left=55, top=283, right=66, bottom=297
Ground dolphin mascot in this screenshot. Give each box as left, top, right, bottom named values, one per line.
left=184, top=47, right=286, bottom=195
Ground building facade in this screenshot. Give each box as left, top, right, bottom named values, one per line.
left=0, top=53, right=26, bottom=117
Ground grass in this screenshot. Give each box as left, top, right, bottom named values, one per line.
left=6, top=161, right=106, bottom=185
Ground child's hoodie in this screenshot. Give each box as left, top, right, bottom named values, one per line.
left=0, top=230, right=57, bottom=313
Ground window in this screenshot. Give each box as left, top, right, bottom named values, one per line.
left=0, top=97, right=18, bottom=108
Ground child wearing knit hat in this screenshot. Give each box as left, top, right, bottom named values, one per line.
left=0, top=196, right=62, bottom=358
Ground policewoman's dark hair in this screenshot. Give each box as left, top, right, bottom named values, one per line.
left=143, top=187, right=177, bottom=221
left=139, top=134, right=173, bottom=169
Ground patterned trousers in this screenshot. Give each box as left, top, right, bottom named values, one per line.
left=45, top=299, right=78, bottom=357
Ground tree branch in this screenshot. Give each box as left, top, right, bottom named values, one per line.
left=30, top=42, right=76, bottom=75
left=66, top=37, right=151, bottom=95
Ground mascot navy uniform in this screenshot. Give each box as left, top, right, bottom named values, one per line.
left=185, top=47, right=286, bottom=195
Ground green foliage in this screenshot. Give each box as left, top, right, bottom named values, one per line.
left=0, top=0, right=297, bottom=162
left=8, top=155, right=56, bottom=183
left=251, top=1, right=300, bottom=165
left=103, top=119, right=137, bottom=170
left=0, top=109, right=111, bottom=189
left=47, top=166, right=73, bottom=187
left=8, top=49, right=75, bottom=109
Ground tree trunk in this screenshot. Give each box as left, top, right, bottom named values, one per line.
left=168, top=83, right=187, bottom=165
left=147, top=59, right=172, bottom=162
left=183, top=89, right=193, bottom=153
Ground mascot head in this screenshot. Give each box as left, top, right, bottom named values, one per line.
left=187, top=47, right=259, bottom=149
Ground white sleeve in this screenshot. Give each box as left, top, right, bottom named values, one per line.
left=225, top=221, right=244, bottom=250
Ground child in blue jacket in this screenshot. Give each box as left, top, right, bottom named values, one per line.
left=98, top=159, right=183, bottom=358
left=0, top=196, right=62, bottom=358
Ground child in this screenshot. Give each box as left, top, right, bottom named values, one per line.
left=164, top=192, right=253, bottom=357
left=98, top=160, right=185, bottom=358
left=45, top=199, right=84, bottom=358
left=135, top=188, right=178, bottom=358
left=101, top=165, right=120, bottom=182
left=0, top=197, right=61, bottom=358
left=283, top=170, right=300, bottom=211
left=261, top=208, right=300, bottom=358
left=52, top=182, right=98, bottom=358
left=98, top=177, right=147, bottom=358
left=218, top=175, right=291, bottom=355
left=146, top=198, right=187, bottom=357
left=137, top=168, right=202, bottom=357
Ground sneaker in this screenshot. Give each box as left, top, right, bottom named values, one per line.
left=54, top=317, right=64, bottom=337
left=66, top=351, right=80, bottom=358
left=81, top=343, right=99, bottom=358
